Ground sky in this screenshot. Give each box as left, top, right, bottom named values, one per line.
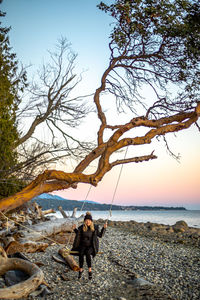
left=1, top=0, right=200, bottom=209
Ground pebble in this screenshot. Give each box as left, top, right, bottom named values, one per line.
left=1, top=225, right=200, bottom=300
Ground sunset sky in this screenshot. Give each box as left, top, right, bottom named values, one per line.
left=2, top=0, right=200, bottom=209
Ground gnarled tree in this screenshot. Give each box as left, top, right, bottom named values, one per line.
left=0, top=0, right=199, bottom=212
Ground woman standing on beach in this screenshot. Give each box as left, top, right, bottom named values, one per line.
left=72, top=212, right=107, bottom=280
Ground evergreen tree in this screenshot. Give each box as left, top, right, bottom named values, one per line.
left=0, top=9, right=26, bottom=197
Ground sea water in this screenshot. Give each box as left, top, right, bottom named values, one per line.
left=52, top=210, right=200, bottom=228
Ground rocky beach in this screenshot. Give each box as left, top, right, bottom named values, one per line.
left=2, top=218, right=197, bottom=300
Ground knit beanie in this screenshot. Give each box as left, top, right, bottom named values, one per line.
left=84, top=212, right=93, bottom=221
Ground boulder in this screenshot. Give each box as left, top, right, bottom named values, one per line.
left=166, top=226, right=174, bottom=233
left=173, top=220, right=188, bottom=233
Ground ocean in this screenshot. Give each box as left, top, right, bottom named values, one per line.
left=52, top=210, right=200, bottom=228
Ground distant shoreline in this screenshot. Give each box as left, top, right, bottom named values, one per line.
left=49, top=209, right=200, bottom=228
left=33, top=194, right=187, bottom=211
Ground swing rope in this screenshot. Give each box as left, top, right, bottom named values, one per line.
left=80, top=185, right=92, bottom=212
left=107, top=147, right=128, bottom=222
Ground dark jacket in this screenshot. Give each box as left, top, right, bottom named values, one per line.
left=71, top=224, right=106, bottom=257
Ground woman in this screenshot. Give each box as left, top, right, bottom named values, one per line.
left=71, top=212, right=107, bottom=280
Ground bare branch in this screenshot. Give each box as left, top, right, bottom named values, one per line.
left=110, top=152, right=157, bottom=168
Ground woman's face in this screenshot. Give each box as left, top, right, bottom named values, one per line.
left=85, top=219, right=92, bottom=226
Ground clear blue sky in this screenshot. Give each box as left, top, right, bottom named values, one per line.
left=1, top=0, right=112, bottom=81
left=1, top=0, right=200, bottom=209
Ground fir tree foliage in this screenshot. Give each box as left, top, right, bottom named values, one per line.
left=0, top=9, right=26, bottom=197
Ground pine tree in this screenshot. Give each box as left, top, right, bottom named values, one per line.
left=0, top=10, right=26, bottom=197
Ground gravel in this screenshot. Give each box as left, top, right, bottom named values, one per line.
left=17, top=225, right=200, bottom=300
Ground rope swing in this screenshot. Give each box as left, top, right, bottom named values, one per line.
left=107, top=147, right=128, bottom=222
left=66, top=147, right=128, bottom=254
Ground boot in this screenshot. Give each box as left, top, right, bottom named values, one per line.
left=88, top=271, right=92, bottom=280
left=78, top=270, right=84, bottom=279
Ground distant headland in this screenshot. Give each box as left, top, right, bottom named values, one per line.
left=32, top=193, right=186, bottom=211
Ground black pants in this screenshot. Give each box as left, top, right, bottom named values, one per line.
left=79, top=246, right=94, bottom=268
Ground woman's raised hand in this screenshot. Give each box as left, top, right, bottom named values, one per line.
left=104, top=222, right=107, bottom=229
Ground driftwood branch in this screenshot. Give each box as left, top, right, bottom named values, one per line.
left=58, top=206, right=68, bottom=218
left=43, top=208, right=56, bottom=215
left=58, top=247, right=79, bottom=271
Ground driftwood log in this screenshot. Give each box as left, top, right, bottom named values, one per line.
left=18, top=216, right=84, bottom=243
left=2, top=233, right=49, bottom=255
left=5, top=240, right=49, bottom=255
left=58, top=247, right=79, bottom=271
left=0, top=246, right=44, bottom=299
